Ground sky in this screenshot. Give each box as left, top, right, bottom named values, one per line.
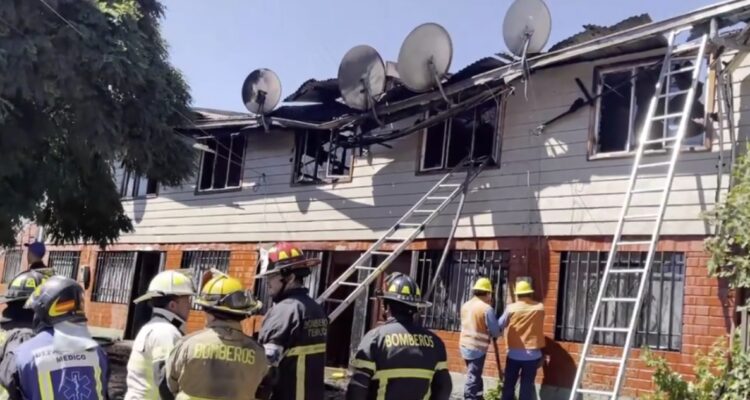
left=160, top=0, right=716, bottom=112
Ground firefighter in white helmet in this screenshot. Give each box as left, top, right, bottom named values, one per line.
left=124, top=269, right=195, bottom=400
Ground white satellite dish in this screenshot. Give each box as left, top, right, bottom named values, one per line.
left=503, top=0, right=552, bottom=57
left=241, top=68, right=282, bottom=115
left=397, top=23, right=453, bottom=97
left=338, top=45, right=386, bottom=111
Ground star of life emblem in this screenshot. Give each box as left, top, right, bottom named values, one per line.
left=61, top=371, right=92, bottom=400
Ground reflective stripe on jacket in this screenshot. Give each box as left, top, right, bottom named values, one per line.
left=460, top=297, right=492, bottom=352
left=14, top=329, right=109, bottom=400
left=505, top=299, right=545, bottom=350
left=259, top=287, right=328, bottom=400
left=125, top=309, right=184, bottom=400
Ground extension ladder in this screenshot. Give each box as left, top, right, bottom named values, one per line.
left=316, top=159, right=487, bottom=322
left=570, top=28, right=708, bottom=399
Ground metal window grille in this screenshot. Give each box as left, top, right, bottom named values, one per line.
left=48, top=251, right=81, bottom=280
left=555, top=251, right=685, bottom=351
left=417, top=250, right=510, bottom=331
left=253, top=251, right=326, bottom=315
left=2, top=250, right=23, bottom=283
left=181, top=251, right=231, bottom=310
left=92, top=252, right=137, bottom=304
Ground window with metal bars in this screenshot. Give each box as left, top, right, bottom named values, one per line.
left=92, top=252, right=138, bottom=304
left=181, top=251, right=231, bottom=309
left=253, top=251, right=327, bottom=315
left=416, top=250, right=510, bottom=331
left=555, top=251, right=685, bottom=351
left=2, top=250, right=23, bottom=283
left=48, top=251, right=81, bottom=280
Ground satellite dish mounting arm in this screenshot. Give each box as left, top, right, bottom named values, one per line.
left=361, top=77, right=384, bottom=127
left=429, top=56, right=452, bottom=106
left=255, top=90, right=271, bottom=133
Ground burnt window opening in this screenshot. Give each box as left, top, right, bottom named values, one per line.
left=197, top=133, right=246, bottom=191
left=594, top=56, right=708, bottom=155
left=1, top=249, right=22, bottom=283
left=420, top=99, right=501, bottom=172
left=293, top=130, right=354, bottom=184
left=120, top=169, right=158, bottom=198
left=555, top=251, right=685, bottom=351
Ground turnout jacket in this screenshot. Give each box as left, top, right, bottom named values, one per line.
left=346, top=316, right=452, bottom=400
left=258, top=288, right=328, bottom=400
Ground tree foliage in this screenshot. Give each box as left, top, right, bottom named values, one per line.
left=0, top=0, right=195, bottom=246
left=705, top=144, right=750, bottom=287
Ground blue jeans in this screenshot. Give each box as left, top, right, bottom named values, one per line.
left=502, top=357, right=540, bottom=400
left=464, top=355, right=486, bottom=400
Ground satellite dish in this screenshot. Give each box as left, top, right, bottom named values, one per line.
left=241, top=68, right=282, bottom=115
left=503, top=0, right=552, bottom=57
left=338, top=45, right=386, bottom=111
left=397, top=23, right=453, bottom=94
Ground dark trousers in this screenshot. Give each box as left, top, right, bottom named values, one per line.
left=463, top=355, right=486, bottom=400
left=501, top=357, right=540, bottom=400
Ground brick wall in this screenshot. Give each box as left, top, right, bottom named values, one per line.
left=1, top=235, right=733, bottom=396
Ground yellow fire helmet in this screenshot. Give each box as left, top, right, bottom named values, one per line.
left=515, top=280, right=534, bottom=295
left=194, top=269, right=262, bottom=316
left=472, top=277, right=493, bottom=293
left=133, top=269, right=196, bottom=304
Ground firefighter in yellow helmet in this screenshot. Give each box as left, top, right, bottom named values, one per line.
left=497, top=280, right=545, bottom=400
left=346, top=272, right=452, bottom=400
left=256, top=242, right=327, bottom=400
left=163, top=270, right=269, bottom=399
left=125, top=269, right=195, bottom=400
left=460, top=277, right=502, bottom=400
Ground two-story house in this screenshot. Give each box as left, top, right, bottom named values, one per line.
left=3, top=1, right=750, bottom=397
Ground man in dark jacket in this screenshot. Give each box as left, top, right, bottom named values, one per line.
left=257, top=242, right=328, bottom=400
left=347, top=273, right=452, bottom=400
left=23, top=242, right=46, bottom=271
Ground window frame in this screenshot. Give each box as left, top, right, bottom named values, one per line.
left=589, top=54, right=713, bottom=160
left=119, top=170, right=158, bottom=199
left=417, top=98, right=505, bottom=173
left=292, top=130, right=354, bottom=186
left=554, top=251, right=686, bottom=352
left=48, top=250, right=81, bottom=280
left=1, top=249, right=23, bottom=283
left=195, top=132, right=247, bottom=194
left=92, top=251, right=138, bottom=304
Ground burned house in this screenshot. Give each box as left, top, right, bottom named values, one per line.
left=3, top=1, right=750, bottom=397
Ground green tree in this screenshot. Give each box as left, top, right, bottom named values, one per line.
left=705, top=144, right=750, bottom=287
left=0, top=0, right=195, bottom=246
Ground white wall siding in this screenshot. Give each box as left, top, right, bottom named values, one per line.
left=115, top=51, right=750, bottom=244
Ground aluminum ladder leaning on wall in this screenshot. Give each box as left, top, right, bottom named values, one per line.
left=316, top=157, right=488, bottom=323
left=570, top=27, right=709, bottom=399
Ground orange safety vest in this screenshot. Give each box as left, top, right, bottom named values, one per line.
left=505, top=299, right=545, bottom=350
left=459, top=296, right=493, bottom=352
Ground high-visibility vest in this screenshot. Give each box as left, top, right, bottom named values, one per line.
left=460, top=296, right=493, bottom=352
left=505, top=299, right=545, bottom=350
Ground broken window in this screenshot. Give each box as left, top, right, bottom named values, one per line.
left=120, top=170, right=158, bottom=198
left=416, top=250, right=509, bottom=331
left=197, top=132, right=246, bottom=191
left=1, top=249, right=22, bottom=283
left=420, top=99, right=501, bottom=171
left=594, top=56, right=708, bottom=155
left=293, top=130, right=353, bottom=184
left=555, top=251, right=684, bottom=351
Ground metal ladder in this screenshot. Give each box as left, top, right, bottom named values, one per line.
left=316, top=159, right=486, bottom=322
left=570, top=28, right=708, bottom=399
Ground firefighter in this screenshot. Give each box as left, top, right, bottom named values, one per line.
left=347, top=272, right=452, bottom=400
left=0, top=270, right=52, bottom=397
left=164, top=270, right=268, bottom=399
left=7, top=276, right=109, bottom=400
left=256, top=242, right=327, bottom=400
left=460, top=277, right=502, bottom=400
left=498, top=280, right=545, bottom=400
left=125, top=269, right=195, bottom=400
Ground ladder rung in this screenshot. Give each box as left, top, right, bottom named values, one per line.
left=325, top=298, right=345, bottom=303
left=577, top=388, right=614, bottom=397
left=658, top=89, right=690, bottom=98
left=668, top=66, right=696, bottom=75
left=355, top=266, right=376, bottom=271
left=610, top=268, right=647, bottom=274
left=623, top=213, right=658, bottom=220
left=371, top=251, right=391, bottom=256
left=617, top=240, right=651, bottom=246
left=438, top=184, right=460, bottom=188
left=651, top=112, right=683, bottom=121
left=630, top=187, right=663, bottom=194
left=593, top=327, right=630, bottom=333
left=585, top=356, right=622, bottom=364
left=414, top=210, right=437, bottom=213
left=339, top=282, right=360, bottom=287
left=638, top=161, right=671, bottom=169
left=601, top=297, right=638, bottom=303
left=643, top=136, right=679, bottom=145
left=426, top=196, right=451, bottom=200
